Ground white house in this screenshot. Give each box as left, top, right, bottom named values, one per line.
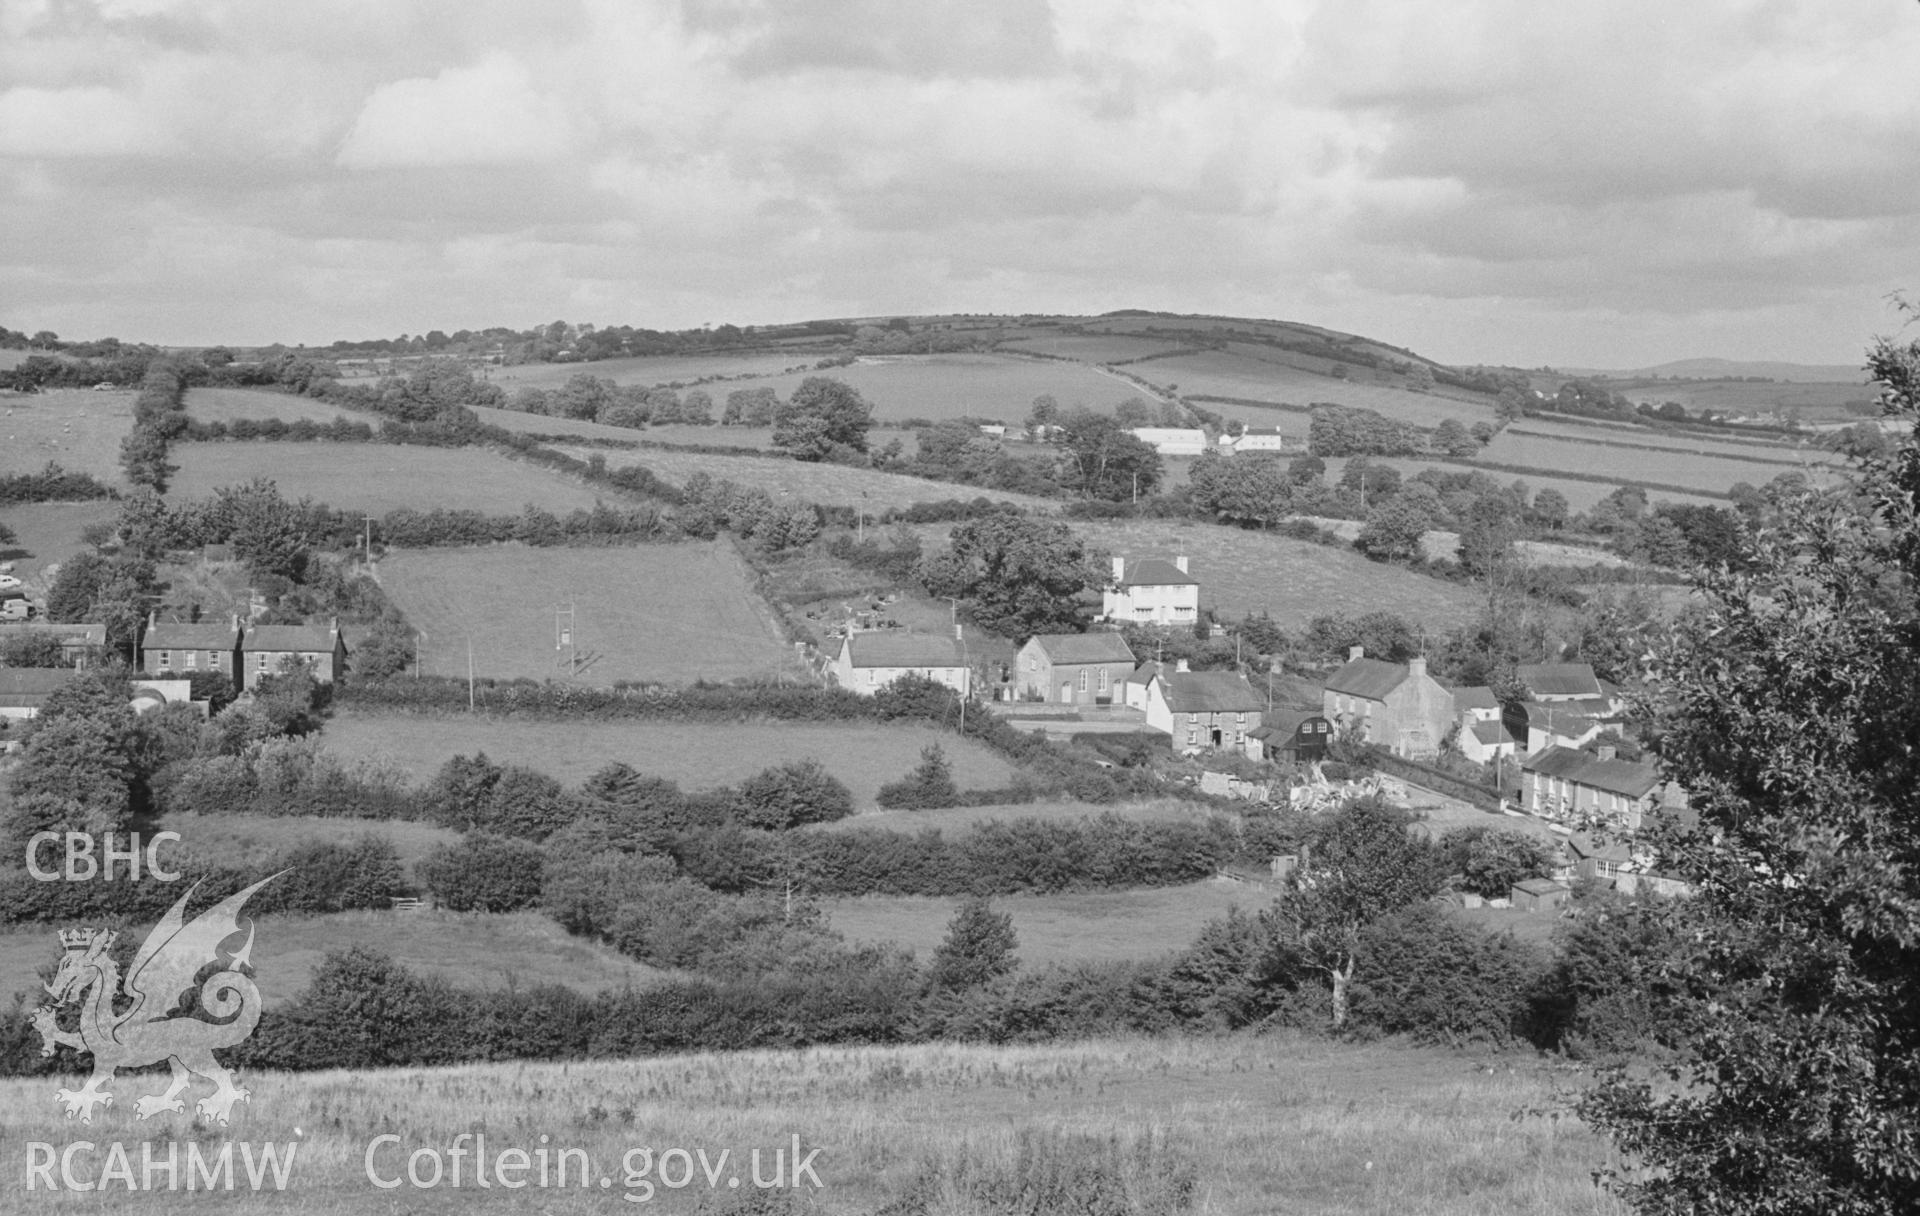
left=828, top=632, right=971, bottom=697
left=1222, top=426, right=1290, bottom=453
left=1127, top=427, right=1209, bottom=457
left=1102, top=556, right=1200, bottom=625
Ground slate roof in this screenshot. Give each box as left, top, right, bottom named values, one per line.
left=1516, top=662, right=1603, bottom=699
left=1030, top=633, right=1136, bottom=665
left=1515, top=878, right=1570, bottom=896
left=244, top=624, right=338, bottom=653
left=1517, top=702, right=1600, bottom=734
left=1324, top=657, right=1408, bottom=701
left=1451, top=685, right=1501, bottom=712
left=144, top=620, right=240, bottom=649
left=1118, top=558, right=1196, bottom=587
left=1469, top=720, right=1510, bottom=746
left=843, top=633, right=967, bottom=669
left=1566, top=832, right=1632, bottom=864
left=1522, top=745, right=1662, bottom=799
left=1254, top=707, right=1324, bottom=739
left=1126, top=660, right=1166, bottom=687
left=1161, top=671, right=1263, bottom=714
left=0, top=667, right=74, bottom=707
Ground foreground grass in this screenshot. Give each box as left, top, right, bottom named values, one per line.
left=0, top=1035, right=1622, bottom=1213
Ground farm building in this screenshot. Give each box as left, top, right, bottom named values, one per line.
left=1514, top=662, right=1604, bottom=703
left=1505, top=701, right=1606, bottom=755
left=828, top=632, right=971, bottom=697
left=1144, top=662, right=1264, bottom=754
left=1321, top=649, right=1452, bottom=759
left=1127, top=427, right=1208, bottom=456
left=1014, top=632, right=1135, bottom=704
left=242, top=620, right=347, bottom=690
left=1511, top=878, right=1572, bottom=913
left=1248, top=707, right=1332, bottom=763
left=1222, top=426, right=1290, bottom=453
left=0, top=621, right=107, bottom=668
left=1102, top=555, right=1200, bottom=626
left=0, top=668, right=73, bottom=720
left=1519, top=745, right=1663, bottom=829
left=142, top=613, right=243, bottom=690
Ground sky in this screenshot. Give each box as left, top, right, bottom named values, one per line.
left=2, top=0, right=1918, bottom=368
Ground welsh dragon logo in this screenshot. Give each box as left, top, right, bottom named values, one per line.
left=32, top=874, right=280, bottom=1125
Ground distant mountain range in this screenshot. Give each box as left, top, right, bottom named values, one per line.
left=1562, top=357, right=1868, bottom=384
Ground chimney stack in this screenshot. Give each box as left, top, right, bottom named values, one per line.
left=1408, top=656, right=1427, bottom=680
left=954, top=623, right=963, bottom=641
left=1348, top=645, right=1364, bottom=661
left=1175, top=658, right=1190, bottom=673
left=1174, top=554, right=1189, bottom=574
left=1112, top=556, right=1127, bottom=583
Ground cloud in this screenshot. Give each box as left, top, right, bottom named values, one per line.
left=337, top=52, right=583, bottom=168
left=0, top=85, right=176, bottom=156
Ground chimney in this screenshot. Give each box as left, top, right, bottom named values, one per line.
left=1112, top=556, right=1127, bottom=583
left=954, top=623, right=963, bottom=641
left=1174, top=554, right=1189, bottom=574
left=1348, top=645, right=1364, bottom=662
left=1597, top=744, right=1616, bottom=762
left=1408, top=656, right=1427, bottom=680
left=1175, top=658, right=1190, bottom=673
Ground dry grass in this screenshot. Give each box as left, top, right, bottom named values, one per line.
left=377, top=541, right=808, bottom=686
left=185, top=387, right=376, bottom=425
left=1060, top=518, right=1483, bottom=628
left=555, top=444, right=1052, bottom=510
left=0, top=387, right=135, bottom=485
left=0, top=1035, right=1626, bottom=1213
left=823, top=879, right=1265, bottom=965
left=323, top=713, right=1020, bottom=807
left=166, top=443, right=614, bottom=514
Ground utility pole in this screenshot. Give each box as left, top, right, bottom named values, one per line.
left=466, top=634, right=475, bottom=712
left=555, top=600, right=577, bottom=678
left=361, top=513, right=375, bottom=563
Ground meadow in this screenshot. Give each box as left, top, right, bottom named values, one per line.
left=997, top=332, right=1197, bottom=362
left=186, top=386, right=376, bottom=425
left=1318, top=456, right=1725, bottom=513
left=811, top=796, right=1211, bottom=836
left=1051, top=518, right=1484, bottom=628
left=489, top=350, right=815, bottom=389
left=1125, top=348, right=1498, bottom=430
left=0, top=500, right=119, bottom=586
left=1478, top=428, right=1840, bottom=494
left=557, top=444, right=1052, bottom=510
left=323, top=713, right=1020, bottom=807
left=720, top=353, right=1140, bottom=423
left=824, top=880, right=1263, bottom=965
left=166, top=442, right=615, bottom=514
left=376, top=541, right=807, bottom=687
left=156, top=811, right=460, bottom=874
left=0, top=1035, right=1627, bottom=1213
left=0, top=387, right=134, bottom=485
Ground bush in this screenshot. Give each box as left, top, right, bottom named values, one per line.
left=876, top=743, right=960, bottom=810
left=929, top=897, right=1018, bottom=990
left=732, top=759, right=853, bottom=829
left=418, top=834, right=547, bottom=912
left=1348, top=905, right=1546, bottom=1047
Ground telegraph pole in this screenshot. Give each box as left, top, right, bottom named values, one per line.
left=361, top=513, right=376, bottom=563
left=555, top=601, right=578, bottom=677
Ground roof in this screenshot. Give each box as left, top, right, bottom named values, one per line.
left=1160, top=670, right=1263, bottom=713
left=1514, top=878, right=1570, bottom=896
left=1118, top=558, right=1195, bottom=587
left=244, top=624, right=339, bottom=653
left=842, top=633, right=967, bottom=669
left=144, top=620, right=239, bottom=649
left=1451, top=685, right=1501, bottom=712
left=1028, top=633, right=1136, bottom=665
left=1, top=621, right=106, bottom=647
left=1126, top=660, right=1166, bottom=687
left=1254, top=707, right=1324, bottom=739
left=1517, top=702, right=1600, bottom=733
left=1566, top=832, right=1632, bottom=863
left=1516, top=662, right=1603, bottom=699
left=1469, top=720, right=1510, bottom=745
left=1521, top=745, right=1662, bottom=799
left=1324, top=657, right=1408, bottom=701
left=0, top=667, right=74, bottom=706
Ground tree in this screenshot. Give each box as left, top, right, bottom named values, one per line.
left=1531, top=487, right=1570, bottom=531
left=1433, top=417, right=1478, bottom=457
left=914, top=514, right=1104, bottom=640
left=1054, top=408, right=1162, bottom=500
left=1187, top=450, right=1291, bottom=528
left=1356, top=489, right=1435, bottom=562
left=1456, top=493, right=1520, bottom=579
left=734, top=759, right=854, bottom=829
left=418, top=835, right=546, bottom=912
left=876, top=743, right=961, bottom=810
left=1579, top=316, right=1920, bottom=1213
left=1263, top=797, right=1444, bottom=1029
left=773, top=377, right=873, bottom=460
left=1442, top=827, right=1558, bottom=899
left=929, top=897, right=1018, bottom=990
left=0, top=633, right=67, bottom=667
left=4, top=671, right=138, bottom=848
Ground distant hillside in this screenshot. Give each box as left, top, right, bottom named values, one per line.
left=1569, top=357, right=1867, bottom=384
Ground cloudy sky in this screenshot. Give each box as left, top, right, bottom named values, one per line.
left=2, top=0, right=1917, bottom=367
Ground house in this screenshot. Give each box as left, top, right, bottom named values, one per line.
left=1321, top=648, right=1453, bottom=759
left=241, top=619, right=346, bottom=690
left=1144, top=662, right=1264, bottom=753
left=1248, top=707, right=1332, bottom=763
left=1511, top=877, right=1572, bottom=912
left=1515, top=662, right=1604, bottom=703
left=1451, top=684, right=1515, bottom=763
left=1014, top=633, right=1136, bottom=704
left=1519, top=745, right=1663, bottom=829
left=1121, top=660, right=1167, bottom=710
left=142, top=613, right=243, bottom=691
left=828, top=632, right=971, bottom=697
left=0, top=621, right=107, bottom=668
left=1102, top=556, right=1200, bottom=626
left=1223, top=426, right=1290, bottom=453
left=0, top=667, right=74, bottom=720
left=1505, top=701, right=1606, bottom=755
left=1127, top=427, right=1208, bottom=457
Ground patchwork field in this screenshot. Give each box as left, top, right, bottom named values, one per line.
left=1479, top=428, right=1841, bottom=494
left=1056, top=518, right=1483, bottom=628
left=0, top=1036, right=1626, bottom=1214
left=166, top=442, right=614, bottom=513
left=722, top=353, right=1140, bottom=423
left=489, top=350, right=815, bottom=389
left=1319, top=456, right=1726, bottom=512
left=812, top=796, right=1213, bottom=836
left=557, top=445, right=1052, bottom=510
left=377, top=541, right=807, bottom=686
left=0, top=387, right=134, bottom=485
left=185, top=385, right=376, bottom=425
left=1126, top=347, right=1497, bottom=429
left=0, top=500, right=118, bottom=586
left=825, top=880, right=1263, bottom=965
left=324, top=713, right=1020, bottom=807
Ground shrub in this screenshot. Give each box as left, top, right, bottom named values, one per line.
left=929, top=897, right=1019, bottom=990
left=418, top=834, right=547, bottom=912
left=876, top=743, right=960, bottom=810
left=1348, top=905, right=1546, bottom=1047
left=732, top=759, right=853, bottom=829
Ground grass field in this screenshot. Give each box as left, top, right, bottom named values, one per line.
left=1318, top=456, right=1726, bottom=513
left=719, top=353, right=1139, bottom=424
left=1508, top=417, right=1834, bottom=460
left=1126, top=348, right=1497, bottom=430
left=997, top=333, right=1196, bottom=362
left=377, top=541, right=807, bottom=686
left=185, top=386, right=376, bottom=425
left=825, top=880, right=1262, bottom=965
left=488, top=351, right=815, bottom=389
left=1479, top=429, right=1841, bottom=494
left=0, top=500, right=118, bottom=586
left=0, top=908, right=663, bottom=1014
left=166, top=442, right=615, bottom=513
left=0, top=1035, right=1626, bottom=1213
left=324, top=713, right=1020, bottom=807
left=155, top=811, right=460, bottom=875
left=554, top=444, right=1051, bottom=510
left=811, top=795, right=1213, bottom=836
left=0, top=387, right=134, bottom=485
left=1057, top=518, right=1483, bottom=628
left=462, top=403, right=777, bottom=451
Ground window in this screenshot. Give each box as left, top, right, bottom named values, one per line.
left=156, top=650, right=172, bottom=672
left=1027, top=656, right=1037, bottom=671
left=256, top=653, right=269, bottom=672
left=184, top=650, right=197, bottom=670
left=207, top=651, right=219, bottom=668
left=1097, top=668, right=1109, bottom=692
left=1186, top=728, right=1198, bottom=744
left=1078, top=670, right=1088, bottom=691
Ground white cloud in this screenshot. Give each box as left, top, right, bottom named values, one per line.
left=337, top=52, right=583, bottom=168
left=0, top=85, right=176, bottom=156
